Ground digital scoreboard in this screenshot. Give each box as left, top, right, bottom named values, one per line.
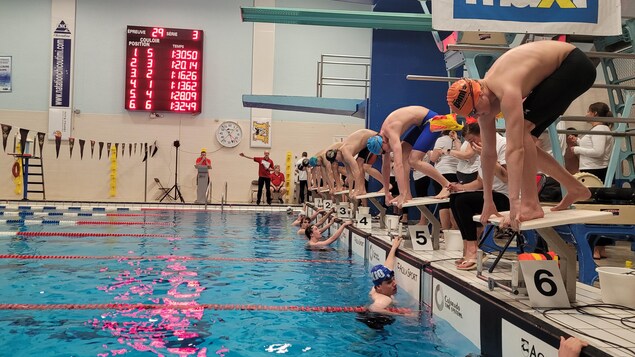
left=125, top=26, right=203, bottom=113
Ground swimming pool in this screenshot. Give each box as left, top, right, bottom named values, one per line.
left=0, top=207, right=478, bottom=356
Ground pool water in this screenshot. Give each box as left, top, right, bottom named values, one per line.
left=0, top=209, right=478, bottom=356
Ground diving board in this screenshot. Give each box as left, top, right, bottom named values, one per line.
left=242, top=95, right=367, bottom=119
left=355, top=192, right=386, bottom=229
left=475, top=208, right=613, bottom=302
left=400, top=197, right=449, bottom=251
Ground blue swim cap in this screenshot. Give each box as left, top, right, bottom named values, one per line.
left=370, top=265, right=394, bottom=286
left=366, top=136, right=383, bottom=155
left=308, top=157, right=318, bottom=167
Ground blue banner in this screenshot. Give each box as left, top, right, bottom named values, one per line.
left=51, top=38, right=71, bottom=107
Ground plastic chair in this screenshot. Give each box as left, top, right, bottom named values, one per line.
left=154, top=178, right=171, bottom=201
left=250, top=180, right=259, bottom=203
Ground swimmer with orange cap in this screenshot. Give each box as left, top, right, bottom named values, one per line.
left=366, top=106, right=463, bottom=208
left=447, top=40, right=594, bottom=231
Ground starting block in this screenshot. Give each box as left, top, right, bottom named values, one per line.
left=400, top=197, right=450, bottom=250
left=355, top=192, right=387, bottom=229
left=334, top=189, right=350, bottom=204
left=475, top=208, right=613, bottom=302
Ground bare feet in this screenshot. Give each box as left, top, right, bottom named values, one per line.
left=434, top=187, right=451, bottom=199
left=520, top=204, right=545, bottom=222
left=551, top=185, right=591, bottom=211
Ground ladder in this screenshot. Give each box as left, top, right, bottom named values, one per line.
left=24, top=156, right=46, bottom=200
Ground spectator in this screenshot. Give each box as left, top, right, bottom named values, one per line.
left=295, top=152, right=309, bottom=203
left=270, top=164, right=287, bottom=203
left=429, top=130, right=461, bottom=230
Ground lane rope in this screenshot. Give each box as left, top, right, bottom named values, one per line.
left=0, top=220, right=175, bottom=226
left=0, top=254, right=352, bottom=264
left=0, top=303, right=411, bottom=314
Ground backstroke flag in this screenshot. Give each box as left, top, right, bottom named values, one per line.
left=433, top=0, right=622, bottom=36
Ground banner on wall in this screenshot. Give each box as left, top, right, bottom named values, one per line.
left=0, top=56, right=12, bottom=92
left=433, top=0, right=622, bottom=36
left=250, top=117, right=272, bottom=148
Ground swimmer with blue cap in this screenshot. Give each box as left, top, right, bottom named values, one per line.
left=368, top=236, right=413, bottom=316
left=376, top=106, right=463, bottom=208
left=335, top=129, right=386, bottom=199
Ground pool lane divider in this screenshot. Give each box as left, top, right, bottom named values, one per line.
left=0, top=220, right=175, bottom=226
left=0, top=212, right=168, bottom=217
left=0, top=303, right=411, bottom=314
left=0, top=254, right=352, bottom=264
left=0, top=205, right=136, bottom=212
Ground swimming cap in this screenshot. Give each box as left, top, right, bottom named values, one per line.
left=325, top=150, right=337, bottom=163
left=201, top=148, right=207, bottom=153
left=370, top=265, right=394, bottom=286
left=366, top=136, right=383, bottom=156
left=308, top=157, right=319, bottom=167
left=447, top=78, right=481, bottom=117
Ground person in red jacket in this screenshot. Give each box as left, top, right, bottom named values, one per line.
left=270, top=164, right=287, bottom=203
left=239, top=151, right=274, bottom=205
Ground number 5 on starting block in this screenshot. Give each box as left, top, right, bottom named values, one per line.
left=408, top=225, right=433, bottom=251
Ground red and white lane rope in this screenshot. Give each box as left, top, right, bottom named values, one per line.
left=0, top=254, right=352, bottom=264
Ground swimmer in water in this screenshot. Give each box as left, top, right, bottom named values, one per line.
left=304, top=220, right=352, bottom=247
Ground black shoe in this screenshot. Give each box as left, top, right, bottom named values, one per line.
left=279, top=198, right=284, bottom=203
left=256, top=202, right=260, bottom=205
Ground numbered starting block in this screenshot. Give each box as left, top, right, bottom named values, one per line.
left=355, top=192, right=387, bottom=229
left=475, top=208, right=613, bottom=303
left=401, top=197, right=449, bottom=251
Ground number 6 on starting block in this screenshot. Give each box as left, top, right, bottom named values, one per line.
left=519, top=260, right=570, bottom=308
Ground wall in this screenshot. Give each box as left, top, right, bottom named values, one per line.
left=0, top=0, right=369, bottom=202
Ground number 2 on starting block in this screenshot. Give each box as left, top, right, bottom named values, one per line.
left=408, top=225, right=433, bottom=251
left=323, top=200, right=333, bottom=210
left=519, top=260, right=570, bottom=308
left=356, top=214, right=372, bottom=230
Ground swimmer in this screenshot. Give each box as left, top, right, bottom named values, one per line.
left=291, top=208, right=322, bottom=226
left=304, top=220, right=352, bottom=247
left=368, top=236, right=412, bottom=316
left=447, top=40, right=594, bottom=230
left=318, top=142, right=345, bottom=195
left=367, top=107, right=463, bottom=208
left=297, top=209, right=334, bottom=236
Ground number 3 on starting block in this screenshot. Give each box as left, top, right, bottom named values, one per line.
left=408, top=225, right=433, bottom=251
left=356, top=214, right=372, bottom=230
left=337, top=203, right=349, bottom=219
left=519, top=260, right=570, bottom=308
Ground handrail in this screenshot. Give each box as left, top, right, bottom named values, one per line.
left=559, top=116, right=635, bottom=123
left=495, top=128, right=635, bottom=137
left=447, top=44, right=635, bottom=60
left=406, top=74, right=635, bottom=90
left=317, top=54, right=370, bottom=98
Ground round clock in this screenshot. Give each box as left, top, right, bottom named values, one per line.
left=216, top=121, right=243, bottom=148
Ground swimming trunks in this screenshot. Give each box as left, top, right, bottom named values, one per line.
left=355, top=311, right=396, bottom=330
left=523, top=48, right=596, bottom=137
left=402, top=109, right=441, bottom=152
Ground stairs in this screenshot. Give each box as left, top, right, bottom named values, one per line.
left=23, top=156, right=46, bottom=200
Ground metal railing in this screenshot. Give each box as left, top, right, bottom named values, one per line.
left=317, top=54, right=370, bottom=98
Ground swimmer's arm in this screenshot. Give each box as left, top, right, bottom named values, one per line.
left=478, top=116, right=498, bottom=202
left=315, top=210, right=332, bottom=226
left=321, top=221, right=352, bottom=245
left=383, top=236, right=402, bottom=271
left=368, top=295, right=401, bottom=315
left=381, top=153, right=391, bottom=196
left=449, top=143, right=475, bottom=160
left=309, top=210, right=322, bottom=223
left=499, top=94, right=524, bottom=211
left=318, top=217, right=335, bottom=234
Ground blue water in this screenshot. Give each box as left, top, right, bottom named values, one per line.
left=0, top=209, right=478, bottom=356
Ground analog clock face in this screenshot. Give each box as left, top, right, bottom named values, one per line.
left=216, top=121, right=242, bottom=148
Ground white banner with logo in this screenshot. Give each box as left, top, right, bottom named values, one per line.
left=395, top=259, right=421, bottom=301
left=501, top=319, right=558, bottom=357
left=433, top=0, right=622, bottom=36
left=432, top=280, right=481, bottom=348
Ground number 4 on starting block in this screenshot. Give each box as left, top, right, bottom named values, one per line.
left=356, top=214, right=372, bottom=230
left=519, top=260, right=570, bottom=308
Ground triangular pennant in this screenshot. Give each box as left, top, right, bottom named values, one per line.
left=128, top=143, right=132, bottom=157
left=19, top=128, right=29, bottom=155
left=134, top=143, right=137, bottom=154
left=90, top=140, right=95, bottom=158
left=55, top=132, right=62, bottom=158
left=107, top=143, right=111, bottom=154
left=142, top=143, right=148, bottom=162
left=1, top=124, right=11, bottom=152
left=79, top=139, right=85, bottom=160
left=121, top=143, right=125, bottom=157
left=99, top=142, right=104, bottom=160
left=151, top=140, right=158, bottom=157
left=68, top=137, right=75, bottom=158
left=37, top=132, right=45, bottom=157
left=114, top=143, right=119, bottom=156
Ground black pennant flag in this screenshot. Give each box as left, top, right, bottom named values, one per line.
left=128, top=143, right=132, bottom=157
left=142, top=143, right=148, bottom=162
left=19, top=128, right=29, bottom=155
left=99, top=142, right=104, bottom=160
left=54, top=131, right=62, bottom=158
left=114, top=143, right=118, bottom=156
left=134, top=143, right=137, bottom=155
left=121, top=142, right=125, bottom=157
left=107, top=143, right=111, bottom=154
left=151, top=140, right=158, bottom=157
left=37, top=132, right=45, bottom=157
left=1, top=124, right=11, bottom=152
left=68, top=137, right=75, bottom=158
left=79, top=139, right=85, bottom=159
left=90, top=140, right=95, bottom=158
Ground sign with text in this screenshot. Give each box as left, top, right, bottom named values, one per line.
left=336, top=203, right=350, bottom=219
left=356, top=214, right=372, bottom=231
left=433, top=280, right=481, bottom=349
left=322, top=199, right=333, bottom=211
left=520, top=260, right=570, bottom=308
left=395, top=259, right=421, bottom=301
left=367, top=242, right=386, bottom=268
left=501, top=319, right=558, bottom=357
left=351, top=233, right=366, bottom=258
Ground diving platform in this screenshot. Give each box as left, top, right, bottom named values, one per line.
left=242, top=95, right=367, bottom=119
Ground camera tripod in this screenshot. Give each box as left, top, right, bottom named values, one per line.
left=159, top=140, right=185, bottom=203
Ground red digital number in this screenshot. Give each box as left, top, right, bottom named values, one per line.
left=128, top=99, right=136, bottom=109
left=146, top=48, right=154, bottom=57
left=145, top=100, right=152, bottom=110
left=129, top=89, right=136, bottom=99
left=193, top=30, right=199, bottom=40
left=151, top=28, right=165, bottom=38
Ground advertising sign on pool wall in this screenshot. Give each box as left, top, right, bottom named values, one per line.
left=351, top=233, right=366, bottom=259
left=367, top=242, right=386, bottom=268
left=395, top=259, right=421, bottom=302
left=501, top=319, right=558, bottom=357
left=432, top=279, right=481, bottom=349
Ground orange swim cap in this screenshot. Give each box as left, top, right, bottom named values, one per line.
left=447, top=78, right=481, bottom=117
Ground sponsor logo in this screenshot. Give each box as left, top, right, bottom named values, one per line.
left=521, top=338, right=545, bottom=357
left=369, top=246, right=381, bottom=263
left=54, top=21, right=71, bottom=35
left=353, top=236, right=364, bottom=247
left=434, top=283, right=463, bottom=318
left=396, top=262, right=419, bottom=282
left=454, top=0, right=598, bottom=23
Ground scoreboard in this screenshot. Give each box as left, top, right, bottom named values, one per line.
left=125, top=26, right=203, bottom=113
